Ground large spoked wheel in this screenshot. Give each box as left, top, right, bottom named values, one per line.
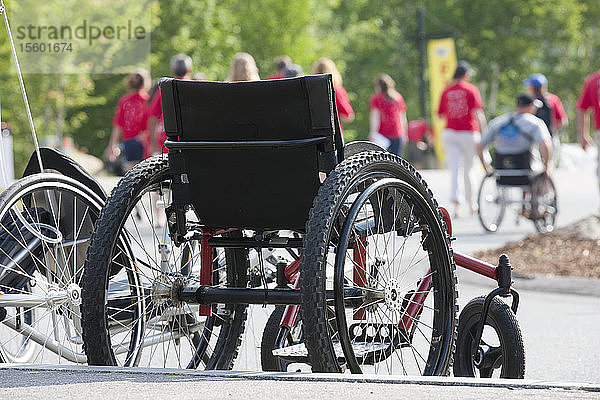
left=477, top=174, right=506, bottom=233
left=82, top=156, right=248, bottom=369
left=0, top=173, right=104, bottom=364
left=300, top=152, right=457, bottom=375
left=453, top=296, right=525, bottom=379
left=530, top=175, right=557, bottom=233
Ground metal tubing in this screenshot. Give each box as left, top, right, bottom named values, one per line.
left=2, top=317, right=87, bottom=363
left=201, top=287, right=300, bottom=305
left=401, top=271, right=432, bottom=332
left=180, top=286, right=366, bottom=307
left=164, top=137, right=327, bottom=150
left=280, top=279, right=300, bottom=329
left=207, top=237, right=303, bottom=249
left=510, top=288, right=520, bottom=315
left=453, top=252, right=498, bottom=280
left=471, top=287, right=504, bottom=362
left=0, top=291, right=69, bottom=308
left=199, top=231, right=213, bottom=316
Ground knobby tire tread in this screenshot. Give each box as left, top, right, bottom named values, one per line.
left=299, top=151, right=458, bottom=374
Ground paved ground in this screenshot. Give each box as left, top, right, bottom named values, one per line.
left=2, top=148, right=597, bottom=397
left=1, top=366, right=599, bottom=400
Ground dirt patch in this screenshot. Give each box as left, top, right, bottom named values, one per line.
left=473, top=215, right=600, bottom=278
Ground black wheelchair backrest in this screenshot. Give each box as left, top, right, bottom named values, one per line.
left=159, top=74, right=343, bottom=231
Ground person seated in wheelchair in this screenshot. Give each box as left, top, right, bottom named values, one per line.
left=476, top=94, right=553, bottom=215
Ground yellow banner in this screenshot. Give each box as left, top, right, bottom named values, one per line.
left=428, top=38, right=457, bottom=162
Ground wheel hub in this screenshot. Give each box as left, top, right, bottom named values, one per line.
left=151, top=276, right=187, bottom=307
left=66, top=283, right=82, bottom=306
left=384, top=278, right=404, bottom=312
left=151, top=276, right=172, bottom=306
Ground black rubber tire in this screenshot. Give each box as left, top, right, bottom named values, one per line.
left=260, top=306, right=288, bottom=371
left=82, top=156, right=248, bottom=369
left=300, top=151, right=457, bottom=375
left=531, top=175, right=557, bottom=234
left=477, top=174, right=505, bottom=233
left=0, top=173, right=104, bottom=364
left=454, top=296, right=525, bottom=379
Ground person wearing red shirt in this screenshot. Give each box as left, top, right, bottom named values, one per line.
left=369, top=73, right=407, bottom=157
left=313, top=57, right=355, bottom=135
left=266, top=56, right=292, bottom=80
left=576, top=69, right=600, bottom=196
left=406, top=118, right=433, bottom=169
left=147, top=54, right=193, bottom=155
left=523, top=74, right=568, bottom=135
left=106, top=70, right=150, bottom=170
left=438, top=61, right=487, bottom=217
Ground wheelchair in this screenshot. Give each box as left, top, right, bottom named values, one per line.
left=77, top=75, right=525, bottom=377
left=477, top=151, right=557, bottom=233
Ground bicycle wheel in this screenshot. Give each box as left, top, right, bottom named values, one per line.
left=530, top=175, right=557, bottom=233
left=82, top=156, right=248, bottom=369
left=477, top=174, right=505, bottom=233
left=453, top=296, right=525, bottom=378
left=0, top=173, right=104, bottom=364
left=300, top=152, right=457, bottom=375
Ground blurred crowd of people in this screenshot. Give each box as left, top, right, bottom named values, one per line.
left=107, top=52, right=600, bottom=212
left=106, top=52, right=426, bottom=174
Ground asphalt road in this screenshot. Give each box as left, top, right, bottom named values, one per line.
left=1, top=366, right=599, bottom=399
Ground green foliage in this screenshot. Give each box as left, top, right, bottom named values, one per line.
left=1, top=0, right=599, bottom=174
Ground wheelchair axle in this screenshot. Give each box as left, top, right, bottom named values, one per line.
left=178, top=284, right=369, bottom=307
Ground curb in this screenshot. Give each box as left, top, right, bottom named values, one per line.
left=2, top=365, right=599, bottom=393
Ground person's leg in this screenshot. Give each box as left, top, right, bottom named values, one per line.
left=595, top=131, right=600, bottom=197
left=122, top=137, right=144, bottom=171
left=443, top=129, right=461, bottom=210
left=459, top=132, right=479, bottom=214
left=388, top=138, right=401, bottom=156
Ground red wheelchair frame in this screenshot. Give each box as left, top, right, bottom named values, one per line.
left=272, top=207, right=520, bottom=366
left=188, top=206, right=521, bottom=371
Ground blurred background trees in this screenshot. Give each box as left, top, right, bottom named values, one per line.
left=1, top=0, right=599, bottom=172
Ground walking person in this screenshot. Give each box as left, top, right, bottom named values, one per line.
left=369, top=73, right=407, bottom=157
left=406, top=118, right=433, bottom=169
left=105, top=69, right=150, bottom=172
left=267, top=55, right=292, bottom=80
left=437, top=61, right=487, bottom=217
left=229, top=52, right=260, bottom=82
left=147, top=53, right=193, bottom=155
left=523, top=73, right=568, bottom=154
left=313, top=57, right=355, bottom=132
left=576, top=69, right=600, bottom=198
